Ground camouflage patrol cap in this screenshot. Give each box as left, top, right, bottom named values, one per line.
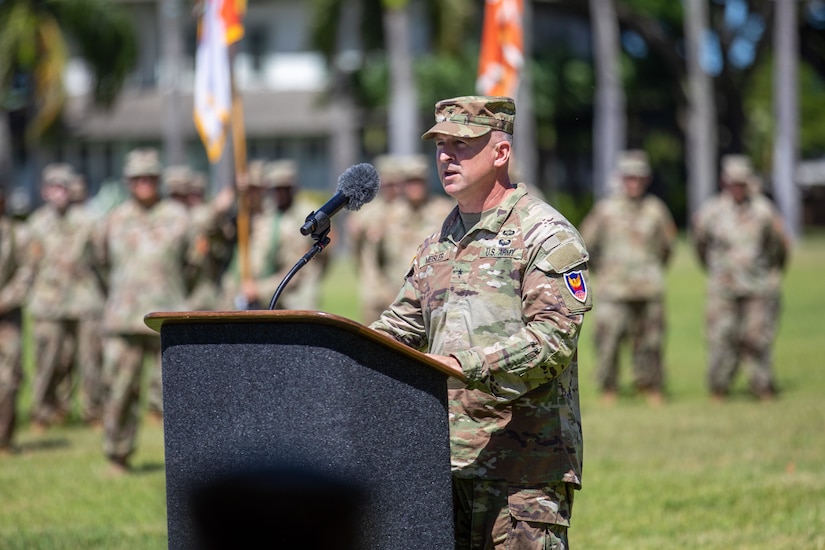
left=373, top=154, right=405, bottom=185
left=124, top=148, right=162, bottom=178
left=163, top=165, right=194, bottom=194
left=422, top=95, right=516, bottom=140
left=617, top=150, right=651, bottom=178
left=400, top=154, right=430, bottom=181
left=42, top=163, right=75, bottom=187
left=190, top=172, right=207, bottom=194
left=247, top=159, right=266, bottom=188
left=721, top=154, right=754, bottom=185
left=263, top=160, right=298, bottom=188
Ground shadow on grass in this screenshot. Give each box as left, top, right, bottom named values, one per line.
left=18, top=437, right=71, bottom=453
left=131, top=461, right=165, bottom=475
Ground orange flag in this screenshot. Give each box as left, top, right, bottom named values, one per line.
left=476, top=0, right=524, bottom=98
left=193, top=0, right=246, bottom=163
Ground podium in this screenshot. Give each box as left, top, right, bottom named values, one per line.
left=145, top=310, right=463, bottom=550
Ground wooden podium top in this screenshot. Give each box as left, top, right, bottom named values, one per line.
left=145, top=310, right=467, bottom=382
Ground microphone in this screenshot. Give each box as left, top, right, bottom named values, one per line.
left=300, top=163, right=380, bottom=237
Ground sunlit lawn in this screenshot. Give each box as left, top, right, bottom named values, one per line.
left=1, top=233, right=823, bottom=549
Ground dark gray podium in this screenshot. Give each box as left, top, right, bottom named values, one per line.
left=145, top=311, right=464, bottom=550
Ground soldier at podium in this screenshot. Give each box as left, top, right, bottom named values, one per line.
left=371, top=96, right=592, bottom=549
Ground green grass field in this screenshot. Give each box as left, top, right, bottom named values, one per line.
left=1, top=233, right=823, bottom=549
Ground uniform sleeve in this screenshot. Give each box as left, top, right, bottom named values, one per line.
left=656, top=201, right=678, bottom=265
left=0, top=223, right=34, bottom=313
left=369, top=267, right=428, bottom=353
left=450, top=231, right=593, bottom=401
left=690, top=206, right=711, bottom=269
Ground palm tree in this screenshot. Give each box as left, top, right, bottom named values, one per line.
left=0, top=0, right=137, bottom=177
left=310, top=0, right=475, bottom=155
left=589, top=0, right=625, bottom=199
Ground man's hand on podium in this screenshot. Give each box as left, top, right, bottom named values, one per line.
left=426, top=354, right=465, bottom=380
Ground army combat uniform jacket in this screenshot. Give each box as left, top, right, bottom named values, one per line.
left=579, top=193, right=676, bottom=301
left=371, top=184, right=592, bottom=486
left=692, top=193, right=787, bottom=298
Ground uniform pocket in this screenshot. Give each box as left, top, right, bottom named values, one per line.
left=507, top=487, right=570, bottom=527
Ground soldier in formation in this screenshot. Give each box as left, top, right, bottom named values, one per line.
left=0, top=184, right=34, bottom=455
left=579, top=150, right=677, bottom=406
left=691, top=154, right=789, bottom=402
left=27, top=164, right=105, bottom=430
left=94, top=148, right=194, bottom=474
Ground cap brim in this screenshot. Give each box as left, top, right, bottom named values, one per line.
left=421, top=122, right=493, bottom=141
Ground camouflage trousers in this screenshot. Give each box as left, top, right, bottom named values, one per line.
left=31, top=317, right=104, bottom=425
left=593, top=299, right=666, bottom=392
left=706, top=294, right=780, bottom=395
left=0, top=311, right=22, bottom=448
left=452, top=478, right=574, bottom=550
left=102, top=333, right=160, bottom=462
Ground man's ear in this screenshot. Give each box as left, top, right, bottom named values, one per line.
left=493, top=139, right=511, bottom=168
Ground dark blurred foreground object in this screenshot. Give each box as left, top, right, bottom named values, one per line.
left=190, top=466, right=363, bottom=550
left=145, top=310, right=460, bottom=550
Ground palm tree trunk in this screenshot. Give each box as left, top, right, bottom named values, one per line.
left=589, top=0, right=625, bottom=199
left=383, top=4, right=418, bottom=155
left=772, top=0, right=801, bottom=239
left=158, top=0, right=186, bottom=165
left=684, top=0, right=717, bottom=218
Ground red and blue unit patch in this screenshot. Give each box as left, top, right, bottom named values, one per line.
left=564, top=270, right=587, bottom=303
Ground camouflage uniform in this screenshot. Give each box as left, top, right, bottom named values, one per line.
left=0, top=203, right=33, bottom=452
left=95, top=149, right=192, bottom=467
left=371, top=95, right=592, bottom=550
left=222, top=160, right=322, bottom=310
left=692, top=155, right=788, bottom=399
left=373, top=155, right=455, bottom=319
left=579, top=151, right=677, bottom=399
left=347, top=155, right=405, bottom=323
left=27, top=164, right=106, bottom=427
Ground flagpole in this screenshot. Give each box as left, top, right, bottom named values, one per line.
left=229, top=60, right=251, bottom=285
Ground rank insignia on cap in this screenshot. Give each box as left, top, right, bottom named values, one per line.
left=564, top=270, right=587, bottom=303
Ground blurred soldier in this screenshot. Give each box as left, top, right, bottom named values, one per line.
left=95, top=148, right=192, bottom=473
left=27, top=164, right=106, bottom=428
left=223, top=160, right=323, bottom=310
left=376, top=154, right=454, bottom=303
left=692, top=155, right=789, bottom=402
left=347, top=154, right=405, bottom=323
left=68, top=173, right=89, bottom=205
left=163, top=164, right=194, bottom=206
left=580, top=150, right=677, bottom=405
left=185, top=172, right=235, bottom=311
left=267, top=160, right=326, bottom=309
left=0, top=185, right=34, bottom=454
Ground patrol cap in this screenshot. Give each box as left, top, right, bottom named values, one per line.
left=42, top=163, right=75, bottom=187
left=190, top=172, right=207, bottom=194
left=163, top=165, right=193, bottom=194
left=124, top=148, right=162, bottom=179
left=617, top=150, right=651, bottom=178
left=400, top=154, right=430, bottom=181
left=263, top=160, right=297, bottom=188
left=422, top=95, right=515, bottom=140
left=721, top=154, right=754, bottom=185
left=247, top=159, right=267, bottom=188
left=373, top=154, right=405, bottom=185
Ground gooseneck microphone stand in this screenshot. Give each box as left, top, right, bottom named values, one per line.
left=267, top=212, right=332, bottom=310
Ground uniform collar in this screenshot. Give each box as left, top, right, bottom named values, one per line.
left=441, top=183, right=527, bottom=243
